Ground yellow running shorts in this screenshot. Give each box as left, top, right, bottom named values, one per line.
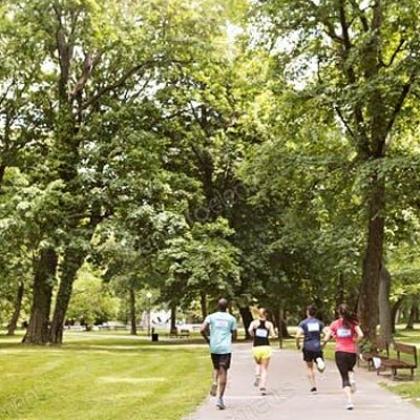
left=252, top=345, right=272, bottom=361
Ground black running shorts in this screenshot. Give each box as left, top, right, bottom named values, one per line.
left=303, top=349, right=323, bottom=363
left=211, top=353, right=232, bottom=370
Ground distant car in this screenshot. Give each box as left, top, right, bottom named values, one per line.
left=176, top=324, right=201, bottom=334
left=100, top=321, right=128, bottom=330
left=68, top=325, right=86, bottom=331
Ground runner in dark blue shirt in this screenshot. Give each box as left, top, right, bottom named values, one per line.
left=296, top=305, right=326, bottom=393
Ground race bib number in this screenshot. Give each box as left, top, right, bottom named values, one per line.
left=307, top=323, right=320, bottom=332
left=255, top=328, right=268, bottom=338
left=215, top=319, right=229, bottom=328
left=337, top=328, right=352, bottom=338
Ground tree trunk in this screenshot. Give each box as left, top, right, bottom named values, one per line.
left=406, top=302, right=417, bottom=330
left=378, top=264, right=392, bottom=344
left=49, top=199, right=101, bottom=344
left=273, top=307, right=290, bottom=338
left=7, top=282, right=25, bottom=336
left=239, top=306, right=253, bottom=340
left=414, top=306, right=419, bottom=323
left=129, top=287, right=137, bottom=336
left=335, top=273, right=345, bottom=309
left=279, top=314, right=290, bottom=339
left=391, top=298, right=403, bottom=334
left=0, top=164, right=6, bottom=191
left=200, top=292, right=207, bottom=319
left=358, top=174, right=385, bottom=341
left=23, top=248, right=58, bottom=344
left=170, top=304, right=177, bottom=334
left=49, top=247, right=85, bottom=344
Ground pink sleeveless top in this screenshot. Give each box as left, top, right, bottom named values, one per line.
left=330, top=319, right=358, bottom=353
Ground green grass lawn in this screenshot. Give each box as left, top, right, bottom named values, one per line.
left=1, top=325, right=419, bottom=419
left=0, top=332, right=210, bottom=420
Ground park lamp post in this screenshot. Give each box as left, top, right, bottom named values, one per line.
left=146, top=291, right=152, bottom=337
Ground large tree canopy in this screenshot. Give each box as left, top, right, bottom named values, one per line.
left=0, top=0, right=418, bottom=344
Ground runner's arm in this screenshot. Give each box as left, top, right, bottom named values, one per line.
left=232, top=317, right=238, bottom=342
left=355, top=325, right=364, bottom=341
left=322, top=327, right=332, bottom=348
left=247, top=320, right=256, bottom=338
left=232, top=329, right=238, bottom=342
left=269, top=322, right=276, bottom=338
left=295, top=327, right=304, bottom=349
left=200, top=320, right=210, bottom=344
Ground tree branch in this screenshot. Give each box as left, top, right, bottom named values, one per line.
left=81, top=60, right=156, bottom=109
left=381, top=39, right=406, bottom=68
left=334, top=105, right=356, bottom=140
left=306, top=0, right=345, bottom=44
left=385, top=71, right=417, bottom=137
left=339, top=0, right=353, bottom=51
left=337, top=0, right=369, bottom=154
left=70, top=52, right=101, bottom=99
left=348, top=0, right=369, bottom=32
left=0, top=81, right=16, bottom=107
left=54, top=4, right=73, bottom=103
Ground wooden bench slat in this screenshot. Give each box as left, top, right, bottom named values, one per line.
left=395, top=342, right=417, bottom=355
left=382, top=359, right=416, bottom=368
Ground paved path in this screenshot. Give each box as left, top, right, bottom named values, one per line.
left=187, top=344, right=419, bottom=420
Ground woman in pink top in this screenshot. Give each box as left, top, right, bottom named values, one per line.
left=323, top=304, right=364, bottom=410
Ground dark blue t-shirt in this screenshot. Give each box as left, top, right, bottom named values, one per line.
left=299, top=318, right=324, bottom=352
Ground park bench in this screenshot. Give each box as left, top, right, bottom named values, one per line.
left=360, top=337, right=389, bottom=371
left=379, top=342, right=417, bottom=380
left=167, top=330, right=190, bottom=339
left=114, top=325, right=129, bottom=330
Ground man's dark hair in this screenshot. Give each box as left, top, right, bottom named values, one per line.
left=218, top=298, right=229, bottom=312
left=307, top=305, right=317, bottom=317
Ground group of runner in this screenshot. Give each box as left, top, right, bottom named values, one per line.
left=200, top=299, right=364, bottom=411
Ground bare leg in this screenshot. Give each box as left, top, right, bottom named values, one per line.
left=344, top=386, right=352, bottom=403
left=254, top=358, right=261, bottom=386
left=218, top=367, right=228, bottom=398
left=348, top=370, right=356, bottom=392
left=213, top=369, right=219, bottom=385
left=255, top=359, right=261, bottom=376
left=260, top=358, right=270, bottom=390
left=306, top=361, right=316, bottom=389
left=210, top=369, right=218, bottom=396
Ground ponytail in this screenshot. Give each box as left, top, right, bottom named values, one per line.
left=337, top=304, right=358, bottom=329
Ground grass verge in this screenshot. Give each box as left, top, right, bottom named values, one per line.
left=0, top=332, right=209, bottom=420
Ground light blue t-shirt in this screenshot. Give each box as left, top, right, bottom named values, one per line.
left=205, top=312, right=237, bottom=354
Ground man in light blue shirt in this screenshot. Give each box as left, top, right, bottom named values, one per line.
left=201, top=298, right=237, bottom=410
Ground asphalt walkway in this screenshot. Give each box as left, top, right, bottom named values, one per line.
left=187, top=343, right=419, bottom=420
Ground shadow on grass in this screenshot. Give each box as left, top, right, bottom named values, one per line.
left=0, top=335, right=255, bottom=355
left=0, top=337, right=212, bottom=355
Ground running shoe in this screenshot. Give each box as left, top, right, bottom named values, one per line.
left=316, top=357, right=326, bottom=373
left=346, top=402, right=354, bottom=410
left=210, top=383, right=217, bottom=397
left=216, top=398, right=226, bottom=410
left=260, top=387, right=267, bottom=396
left=310, top=387, right=317, bottom=394
left=254, top=375, right=261, bottom=387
